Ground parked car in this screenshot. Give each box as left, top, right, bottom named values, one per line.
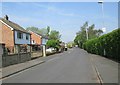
left=46, top=48, right=55, bottom=53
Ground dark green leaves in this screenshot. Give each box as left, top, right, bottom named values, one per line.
left=84, top=29, right=120, bottom=62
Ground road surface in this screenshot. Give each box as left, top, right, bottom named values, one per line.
left=2, top=48, right=118, bottom=83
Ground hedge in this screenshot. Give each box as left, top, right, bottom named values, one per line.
left=83, top=28, right=120, bottom=62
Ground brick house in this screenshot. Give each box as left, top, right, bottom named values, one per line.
left=35, top=33, right=48, bottom=46
left=36, top=33, right=49, bottom=57
left=0, top=15, right=31, bottom=54
left=29, top=31, right=42, bottom=51
left=29, top=31, right=48, bottom=51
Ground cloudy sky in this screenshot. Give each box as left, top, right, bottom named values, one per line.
left=1, top=2, right=118, bottom=42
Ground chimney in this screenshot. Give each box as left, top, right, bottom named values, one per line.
left=4, top=15, right=9, bottom=20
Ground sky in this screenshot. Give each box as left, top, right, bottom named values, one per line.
left=1, top=2, right=118, bottom=42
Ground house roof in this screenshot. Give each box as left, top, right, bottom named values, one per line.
left=29, top=30, right=49, bottom=39
left=36, top=33, right=49, bottom=39
left=0, top=18, right=30, bottom=34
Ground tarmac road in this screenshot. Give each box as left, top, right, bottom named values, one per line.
left=3, top=48, right=118, bottom=83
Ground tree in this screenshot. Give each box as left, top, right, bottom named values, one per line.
left=26, top=26, right=61, bottom=50
left=74, top=22, right=103, bottom=48
left=67, top=41, right=74, bottom=48
left=26, top=26, right=39, bottom=33
left=26, top=26, right=51, bottom=36
left=39, top=28, right=48, bottom=36
left=46, top=40, right=60, bottom=49
left=96, top=29, right=103, bottom=36
left=47, top=26, right=50, bottom=36
left=88, top=24, right=103, bottom=39
left=49, top=30, right=61, bottom=40
left=74, top=22, right=88, bottom=48
left=46, top=30, right=61, bottom=51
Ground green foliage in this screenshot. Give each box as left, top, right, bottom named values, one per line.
left=27, top=26, right=61, bottom=50
left=26, top=26, right=50, bottom=36
left=47, top=26, right=50, bottom=36
left=46, top=40, right=60, bottom=50
left=84, top=29, right=120, bottom=62
left=67, top=41, right=74, bottom=48
left=49, top=30, right=61, bottom=40
left=26, top=26, right=39, bottom=32
left=88, top=24, right=103, bottom=39
left=26, top=26, right=62, bottom=52
left=74, top=21, right=103, bottom=48
left=74, top=22, right=88, bottom=48
left=46, top=29, right=61, bottom=50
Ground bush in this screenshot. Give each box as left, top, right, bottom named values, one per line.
left=46, top=39, right=60, bottom=51
left=83, top=29, right=120, bottom=62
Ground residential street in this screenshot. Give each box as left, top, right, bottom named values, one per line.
left=2, top=48, right=118, bottom=83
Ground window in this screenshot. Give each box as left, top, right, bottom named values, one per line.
left=33, top=40, right=34, bottom=43
left=17, top=32, right=23, bottom=39
left=26, top=34, right=29, bottom=40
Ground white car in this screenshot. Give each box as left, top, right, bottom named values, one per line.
left=46, top=48, right=55, bottom=53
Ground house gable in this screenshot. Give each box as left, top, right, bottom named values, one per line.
left=0, top=20, right=14, bottom=31
left=0, top=21, right=14, bottom=48
left=29, top=31, right=42, bottom=45
left=0, top=17, right=30, bottom=34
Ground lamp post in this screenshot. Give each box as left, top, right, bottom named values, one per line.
left=98, top=0, right=106, bottom=33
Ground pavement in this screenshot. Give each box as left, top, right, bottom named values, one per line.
left=0, top=51, right=63, bottom=79
left=1, top=58, right=45, bottom=79
left=1, top=48, right=118, bottom=84
left=89, top=53, right=118, bottom=83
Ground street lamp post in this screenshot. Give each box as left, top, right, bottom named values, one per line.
left=98, top=0, right=106, bottom=56
left=98, top=0, right=106, bottom=33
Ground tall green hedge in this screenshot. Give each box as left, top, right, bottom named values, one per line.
left=83, top=29, right=120, bottom=62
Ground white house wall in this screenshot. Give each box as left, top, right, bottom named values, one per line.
left=15, top=31, right=30, bottom=44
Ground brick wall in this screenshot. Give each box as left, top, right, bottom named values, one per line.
left=0, top=23, right=2, bottom=43
left=1, top=22, right=14, bottom=52
left=30, top=31, right=42, bottom=45
left=0, top=43, right=31, bottom=68
left=2, top=53, right=31, bottom=67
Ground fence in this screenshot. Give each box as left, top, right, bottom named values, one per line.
left=31, top=51, right=43, bottom=59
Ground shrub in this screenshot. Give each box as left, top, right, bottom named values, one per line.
left=46, top=39, right=60, bottom=50
left=83, top=29, right=120, bottom=62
